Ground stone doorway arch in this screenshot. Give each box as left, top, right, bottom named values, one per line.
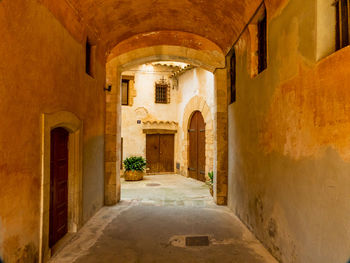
left=181, top=96, right=214, bottom=180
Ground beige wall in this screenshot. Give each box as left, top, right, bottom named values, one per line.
left=121, top=65, right=177, bottom=160
left=0, top=1, right=106, bottom=262
left=121, top=66, right=214, bottom=177
left=228, top=0, right=350, bottom=262
left=176, top=68, right=215, bottom=178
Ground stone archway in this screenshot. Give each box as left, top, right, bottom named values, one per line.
left=181, top=96, right=214, bottom=180
left=105, top=44, right=228, bottom=205
left=40, top=111, right=83, bottom=263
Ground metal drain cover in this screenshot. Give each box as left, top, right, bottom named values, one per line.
left=185, top=236, right=209, bottom=246
left=146, top=183, right=161, bottom=187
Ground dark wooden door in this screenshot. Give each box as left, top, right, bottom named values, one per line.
left=146, top=134, right=174, bottom=173
left=146, top=134, right=160, bottom=173
left=159, top=134, right=174, bottom=172
left=188, top=111, right=206, bottom=182
left=50, top=127, right=69, bottom=248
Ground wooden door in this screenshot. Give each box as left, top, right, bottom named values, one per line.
left=159, top=134, right=174, bottom=172
left=146, top=134, right=160, bottom=173
left=50, top=127, right=69, bottom=248
left=188, top=111, right=206, bottom=182
left=146, top=134, right=174, bottom=173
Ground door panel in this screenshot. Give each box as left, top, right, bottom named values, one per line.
left=50, top=127, right=69, bottom=248
left=198, top=114, right=206, bottom=182
left=146, top=134, right=174, bottom=173
left=146, top=134, right=160, bottom=173
left=159, top=134, right=174, bottom=172
left=188, top=113, right=198, bottom=179
left=188, top=111, right=206, bottom=182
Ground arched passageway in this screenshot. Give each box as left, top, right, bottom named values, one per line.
left=104, top=43, right=229, bottom=206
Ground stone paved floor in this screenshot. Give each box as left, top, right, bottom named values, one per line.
left=50, top=174, right=277, bottom=263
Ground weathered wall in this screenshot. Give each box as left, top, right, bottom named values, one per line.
left=228, top=0, right=350, bottom=262
left=120, top=65, right=215, bottom=178
left=177, top=68, right=215, bottom=178
left=121, top=65, right=177, bottom=160
left=0, top=0, right=105, bottom=261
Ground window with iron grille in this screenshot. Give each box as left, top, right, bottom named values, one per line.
left=155, top=77, right=170, bottom=104
left=335, top=0, right=350, bottom=50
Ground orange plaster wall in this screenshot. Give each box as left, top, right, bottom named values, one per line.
left=228, top=0, right=350, bottom=262
left=0, top=0, right=106, bottom=261
left=261, top=47, right=350, bottom=161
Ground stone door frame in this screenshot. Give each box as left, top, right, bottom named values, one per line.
left=39, top=111, right=83, bottom=263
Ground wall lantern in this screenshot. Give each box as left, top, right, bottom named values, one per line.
left=104, top=85, right=112, bottom=92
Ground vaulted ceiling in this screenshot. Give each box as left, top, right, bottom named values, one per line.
left=64, top=0, right=263, bottom=54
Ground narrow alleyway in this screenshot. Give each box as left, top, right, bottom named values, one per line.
left=50, top=175, right=277, bottom=263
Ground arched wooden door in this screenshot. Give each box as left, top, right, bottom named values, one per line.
left=188, top=111, right=206, bottom=182
left=50, top=127, right=69, bottom=247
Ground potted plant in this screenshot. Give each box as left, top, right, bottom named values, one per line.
left=123, top=156, right=147, bottom=181
left=207, top=171, right=214, bottom=196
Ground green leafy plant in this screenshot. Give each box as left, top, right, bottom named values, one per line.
left=208, top=171, right=214, bottom=184
left=123, top=156, right=147, bottom=172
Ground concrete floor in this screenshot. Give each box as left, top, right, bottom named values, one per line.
left=50, top=174, right=277, bottom=263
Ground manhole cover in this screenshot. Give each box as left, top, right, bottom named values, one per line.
left=146, top=183, right=161, bottom=187
left=185, top=236, right=209, bottom=246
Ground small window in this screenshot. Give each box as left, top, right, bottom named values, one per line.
left=229, top=51, right=236, bottom=104
left=257, top=10, right=267, bottom=73
left=155, top=77, right=170, bottom=104
left=121, top=79, right=129, bottom=105
left=335, top=0, right=350, bottom=50
left=85, top=39, right=95, bottom=77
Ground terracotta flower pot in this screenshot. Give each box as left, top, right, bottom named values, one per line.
left=124, top=170, right=144, bottom=181
left=209, top=185, right=213, bottom=196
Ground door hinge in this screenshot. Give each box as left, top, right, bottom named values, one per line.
left=188, top=129, right=195, bottom=132
left=188, top=167, right=196, bottom=171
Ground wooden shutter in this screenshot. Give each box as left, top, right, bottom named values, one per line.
left=258, top=10, right=267, bottom=73
left=230, top=51, right=236, bottom=104
left=335, top=0, right=350, bottom=50
left=121, top=79, right=129, bottom=105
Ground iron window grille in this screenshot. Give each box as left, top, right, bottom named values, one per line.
left=155, top=77, right=170, bottom=104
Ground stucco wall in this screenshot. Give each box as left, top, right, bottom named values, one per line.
left=121, top=66, right=215, bottom=177
left=228, top=0, right=350, bottom=262
left=121, top=65, right=177, bottom=160
left=177, top=68, right=215, bottom=177
left=0, top=1, right=105, bottom=262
